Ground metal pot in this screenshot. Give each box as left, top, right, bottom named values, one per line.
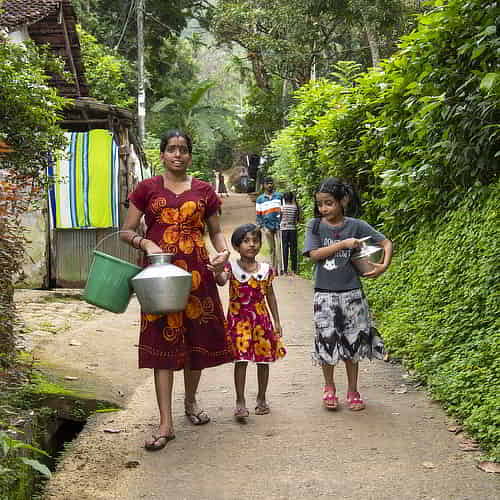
left=351, top=238, right=384, bottom=275
left=131, top=253, right=192, bottom=313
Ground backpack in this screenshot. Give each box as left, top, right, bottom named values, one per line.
left=312, top=217, right=321, bottom=236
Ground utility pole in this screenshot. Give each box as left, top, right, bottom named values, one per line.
left=137, top=0, right=146, bottom=144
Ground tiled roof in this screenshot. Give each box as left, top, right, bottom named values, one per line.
left=0, top=0, right=61, bottom=29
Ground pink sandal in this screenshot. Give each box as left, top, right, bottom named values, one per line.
left=347, top=391, right=365, bottom=411
left=323, top=386, right=338, bottom=410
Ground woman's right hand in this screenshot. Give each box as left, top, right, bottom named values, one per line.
left=142, top=239, right=163, bottom=254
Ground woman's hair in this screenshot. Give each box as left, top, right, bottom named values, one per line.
left=314, top=177, right=361, bottom=218
left=231, top=223, right=262, bottom=249
left=160, top=129, right=193, bottom=154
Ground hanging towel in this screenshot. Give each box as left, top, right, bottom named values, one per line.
left=51, top=130, right=120, bottom=228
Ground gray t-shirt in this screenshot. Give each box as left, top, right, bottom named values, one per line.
left=303, top=217, right=386, bottom=291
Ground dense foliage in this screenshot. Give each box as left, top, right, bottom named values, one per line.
left=78, top=27, right=136, bottom=108
left=0, top=40, right=66, bottom=359
left=365, top=182, right=500, bottom=460
left=209, top=0, right=417, bottom=154
left=268, top=0, right=500, bottom=458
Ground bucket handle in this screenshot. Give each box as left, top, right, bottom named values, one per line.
left=94, top=230, right=139, bottom=252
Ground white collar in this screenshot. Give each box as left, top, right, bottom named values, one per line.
left=231, top=260, right=270, bottom=282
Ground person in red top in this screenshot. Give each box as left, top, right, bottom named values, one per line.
left=121, top=130, right=233, bottom=451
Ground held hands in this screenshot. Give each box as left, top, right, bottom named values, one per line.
left=207, top=249, right=230, bottom=274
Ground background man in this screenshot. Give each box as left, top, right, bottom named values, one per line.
left=256, top=177, right=282, bottom=271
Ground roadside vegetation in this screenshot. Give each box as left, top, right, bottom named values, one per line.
left=267, top=0, right=499, bottom=460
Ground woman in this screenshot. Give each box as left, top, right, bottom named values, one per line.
left=217, top=171, right=229, bottom=197
left=121, top=130, right=233, bottom=451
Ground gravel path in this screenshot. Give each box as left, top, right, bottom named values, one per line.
left=17, top=194, right=497, bottom=500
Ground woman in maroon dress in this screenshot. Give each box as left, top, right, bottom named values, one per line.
left=121, top=130, right=233, bottom=451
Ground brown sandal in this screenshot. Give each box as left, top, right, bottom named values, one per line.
left=255, top=403, right=270, bottom=415
left=144, top=433, right=175, bottom=451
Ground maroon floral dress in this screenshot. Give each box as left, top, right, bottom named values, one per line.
left=129, top=176, right=233, bottom=370
left=226, top=261, right=286, bottom=363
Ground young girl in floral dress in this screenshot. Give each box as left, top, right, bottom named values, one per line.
left=214, top=223, right=286, bottom=419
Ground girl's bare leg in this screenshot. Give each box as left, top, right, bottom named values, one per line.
left=321, top=364, right=335, bottom=389
left=344, top=360, right=359, bottom=393
left=256, top=363, right=270, bottom=414
left=234, top=362, right=248, bottom=416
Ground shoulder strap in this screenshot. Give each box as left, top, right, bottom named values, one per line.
left=312, top=217, right=321, bottom=235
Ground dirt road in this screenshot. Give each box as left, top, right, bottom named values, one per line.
left=28, top=194, right=498, bottom=499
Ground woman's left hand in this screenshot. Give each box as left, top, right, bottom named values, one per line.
left=207, top=249, right=230, bottom=273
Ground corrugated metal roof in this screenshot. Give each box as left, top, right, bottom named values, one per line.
left=0, top=0, right=61, bottom=29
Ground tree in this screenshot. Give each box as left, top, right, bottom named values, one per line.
left=209, top=0, right=407, bottom=88
left=208, top=0, right=411, bottom=153
left=0, top=40, right=66, bottom=360
left=78, top=26, right=136, bottom=108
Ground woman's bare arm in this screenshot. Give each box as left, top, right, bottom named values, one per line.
left=121, top=202, right=162, bottom=254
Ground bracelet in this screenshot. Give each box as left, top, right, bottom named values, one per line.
left=137, top=237, right=145, bottom=250
left=131, top=235, right=141, bottom=248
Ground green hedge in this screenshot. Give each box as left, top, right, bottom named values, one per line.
left=365, top=180, right=500, bottom=460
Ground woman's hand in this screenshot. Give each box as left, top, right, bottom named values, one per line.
left=142, top=239, right=163, bottom=255
left=207, top=249, right=230, bottom=274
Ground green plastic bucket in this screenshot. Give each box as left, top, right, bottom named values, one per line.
left=83, top=250, right=142, bottom=313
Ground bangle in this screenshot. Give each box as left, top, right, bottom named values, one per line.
left=131, top=235, right=141, bottom=248
left=137, top=237, right=145, bottom=250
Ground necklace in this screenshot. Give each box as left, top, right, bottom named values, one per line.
left=163, top=173, right=191, bottom=196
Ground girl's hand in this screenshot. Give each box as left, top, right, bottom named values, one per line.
left=342, top=238, right=363, bottom=249
left=361, top=262, right=387, bottom=279
left=207, top=249, right=230, bottom=273
left=142, top=239, right=163, bottom=255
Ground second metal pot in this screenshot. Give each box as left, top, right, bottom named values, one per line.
left=351, top=239, right=384, bottom=275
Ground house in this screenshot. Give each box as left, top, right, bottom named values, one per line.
left=0, top=0, right=146, bottom=288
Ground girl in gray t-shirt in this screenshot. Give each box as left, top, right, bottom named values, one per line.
left=303, top=178, right=392, bottom=411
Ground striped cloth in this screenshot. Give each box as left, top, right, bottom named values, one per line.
left=49, top=130, right=119, bottom=228
left=256, top=192, right=282, bottom=231
left=280, top=204, right=299, bottom=230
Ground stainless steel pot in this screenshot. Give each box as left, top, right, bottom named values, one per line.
left=351, top=238, right=384, bottom=275
left=131, top=253, right=192, bottom=313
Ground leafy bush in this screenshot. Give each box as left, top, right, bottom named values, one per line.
left=365, top=181, right=500, bottom=460
left=269, top=0, right=500, bottom=241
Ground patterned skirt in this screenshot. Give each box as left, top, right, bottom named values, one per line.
left=312, top=289, right=385, bottom=365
